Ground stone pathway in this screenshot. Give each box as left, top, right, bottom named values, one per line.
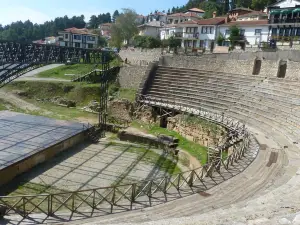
left=6, top=140, right=176, bottom=194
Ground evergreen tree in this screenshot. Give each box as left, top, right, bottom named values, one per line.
left=112, top=10, right=120, bottom=23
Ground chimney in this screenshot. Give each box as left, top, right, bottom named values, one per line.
left=213, top=11, right=217, bottom=18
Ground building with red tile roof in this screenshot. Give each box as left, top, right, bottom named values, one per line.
left=58, top=27, right=99, bottom=49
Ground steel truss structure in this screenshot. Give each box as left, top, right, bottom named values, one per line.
left=98, top=52, right=110, bottom=137
left=0, top=41, right=105, bottom=87
left=0, top=95, right=259, bottom=220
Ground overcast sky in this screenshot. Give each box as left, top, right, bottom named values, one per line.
left=0, top=0, right=187, bottom=25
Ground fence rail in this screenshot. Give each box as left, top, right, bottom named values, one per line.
left=0, top=96, right=258, bottom=220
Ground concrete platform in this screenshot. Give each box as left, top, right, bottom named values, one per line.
left=0, top=111, right=89, bottom=186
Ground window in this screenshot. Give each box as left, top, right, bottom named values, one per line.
left=75, top=42, right=80, bottom=48
left=88, top=44, right=94, bottom=48
left=174, top=20, right=178, bottom=24
left=240, top=29, right=245, bottom=35
left=87, top=36, right=95, bottom=41
left=201, top=26, right=213, bottom=34
left=279, top=28, right=284, bottom=36
left=186, top=27, right=197, bottom=33
left=74, top=35, right=82, bottom=40
left=297, top=28, right=300, bottom=36
left=65, top=42, right=68, bottom=47
left=271, top=28, right=277, bottom=36
left=284, top=28, right=290, bottom=36
left=225, top=29, right=230, bottom=35
left=65, top=34, right=68, bottom=39
left=255, top=29, right=262, bottom=35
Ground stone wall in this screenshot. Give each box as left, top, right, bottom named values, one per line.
left=119, top=48, right=162, bottom=66
left=167, top=115, right=226, bottom=147
left=161, top=55, right=300, bottom=78
left=118, top=65, right=148, bottom=89
left=286, top=60, right=300, bottom=80
left=161, top=55, right=255, bottom=75
left=108, top=99, right=134, bottom=123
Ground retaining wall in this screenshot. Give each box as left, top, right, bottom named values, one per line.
left=161, top=55, right=300, bottom=78
left=118, top=65, right=148, bottom=88
left=119, top=48, right=162, bottom=66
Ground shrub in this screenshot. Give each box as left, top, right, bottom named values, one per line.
left=133, top=35, right=161, bottom=48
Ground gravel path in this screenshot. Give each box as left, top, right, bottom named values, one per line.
left=17, top=64, right=63, bottom=78
left=0, top=89, right=41, bottom=111
left=17, top=77, right=70, bottom=82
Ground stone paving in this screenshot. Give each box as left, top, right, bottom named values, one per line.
left=8, top=140, right=172, bottom=193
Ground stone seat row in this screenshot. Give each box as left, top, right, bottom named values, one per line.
left=159, top=66, right=300, bottom=92
left=147, top=89, right=300, bottom=141
left=153, top=76, right=300, bottom=108
left=149, top=80, right=299, bottom=119
left=156, top=70, right=300, bottom=98
left=155, top=70, right=263, bottom=84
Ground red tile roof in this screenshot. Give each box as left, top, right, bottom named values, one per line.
left=188, top=8, right=205, bottom=13
left=238, top=11, right=267, bottom=17
left=197, top=17, right=226, bottom=25
left=222, top=20, right=269, bottom=26
left=168, top=12, right=201, bottom=18
left=180, top=17, right=225, bottom=25
left=63, top=27, right=97, bottom=35
left=101, top=23, right=112, bottom=26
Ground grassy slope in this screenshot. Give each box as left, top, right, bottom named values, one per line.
left=131, top=121, right=208, bottom=165
left=36, top=59, right=121, bottom=80
left=7, top=80, right=136, bottom=105
left=36, top=64, right=96, bottom=80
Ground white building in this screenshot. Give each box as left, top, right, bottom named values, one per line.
left=179, top=16, right=226, bottom=50
left=138, top=21, right=163, bottom=38
left=267, top=0, right=300, bottom=41
left=184, top=8, right=205, bottom=18
left=160, top=8, right=204, bottom=42
left=58, top=28, right=99, bottom=49
left=147, top=12, right=167, bottom=24
left=218, top=11, right=269, bottom=46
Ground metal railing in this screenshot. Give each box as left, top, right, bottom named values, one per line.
left=0, top=97, right=257, bottom=219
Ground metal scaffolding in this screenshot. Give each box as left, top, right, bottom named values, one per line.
left=98, top=51, right=110, bottom=137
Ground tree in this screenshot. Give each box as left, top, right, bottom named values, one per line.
left=217, top=34, right=225, bottom=46
left=168, top=36, right=181, bottom=48
left=251, top=0, right=276, bottom=10
left=110, top=23, right=123, bottom=48
left=133, top=35, right=161, bottom=48
left=98, top=36, right=108, bottom=47
left=89, top=15, right=98, bottom=28
left=111, top=8, right=138, bottom=46
left=228, top=25, right=240, bottom=46
left=112, top=10, right=120, bottom=23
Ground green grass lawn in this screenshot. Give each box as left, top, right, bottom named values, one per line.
left=131, top=121, right=208, bottom=165
left=36, top=64, right=97, bottom=80
left=117, top=88, right=136, bottom=102
left=36, top=59, right=121, bottom=80
left=24, top=99, right=98, bottom=123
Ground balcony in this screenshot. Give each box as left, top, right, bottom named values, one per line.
left=269, top=17, right=300, bottom=24
left=183, top=33, right=199, bottom=39
left=174, top=32, right=183, bottom=38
